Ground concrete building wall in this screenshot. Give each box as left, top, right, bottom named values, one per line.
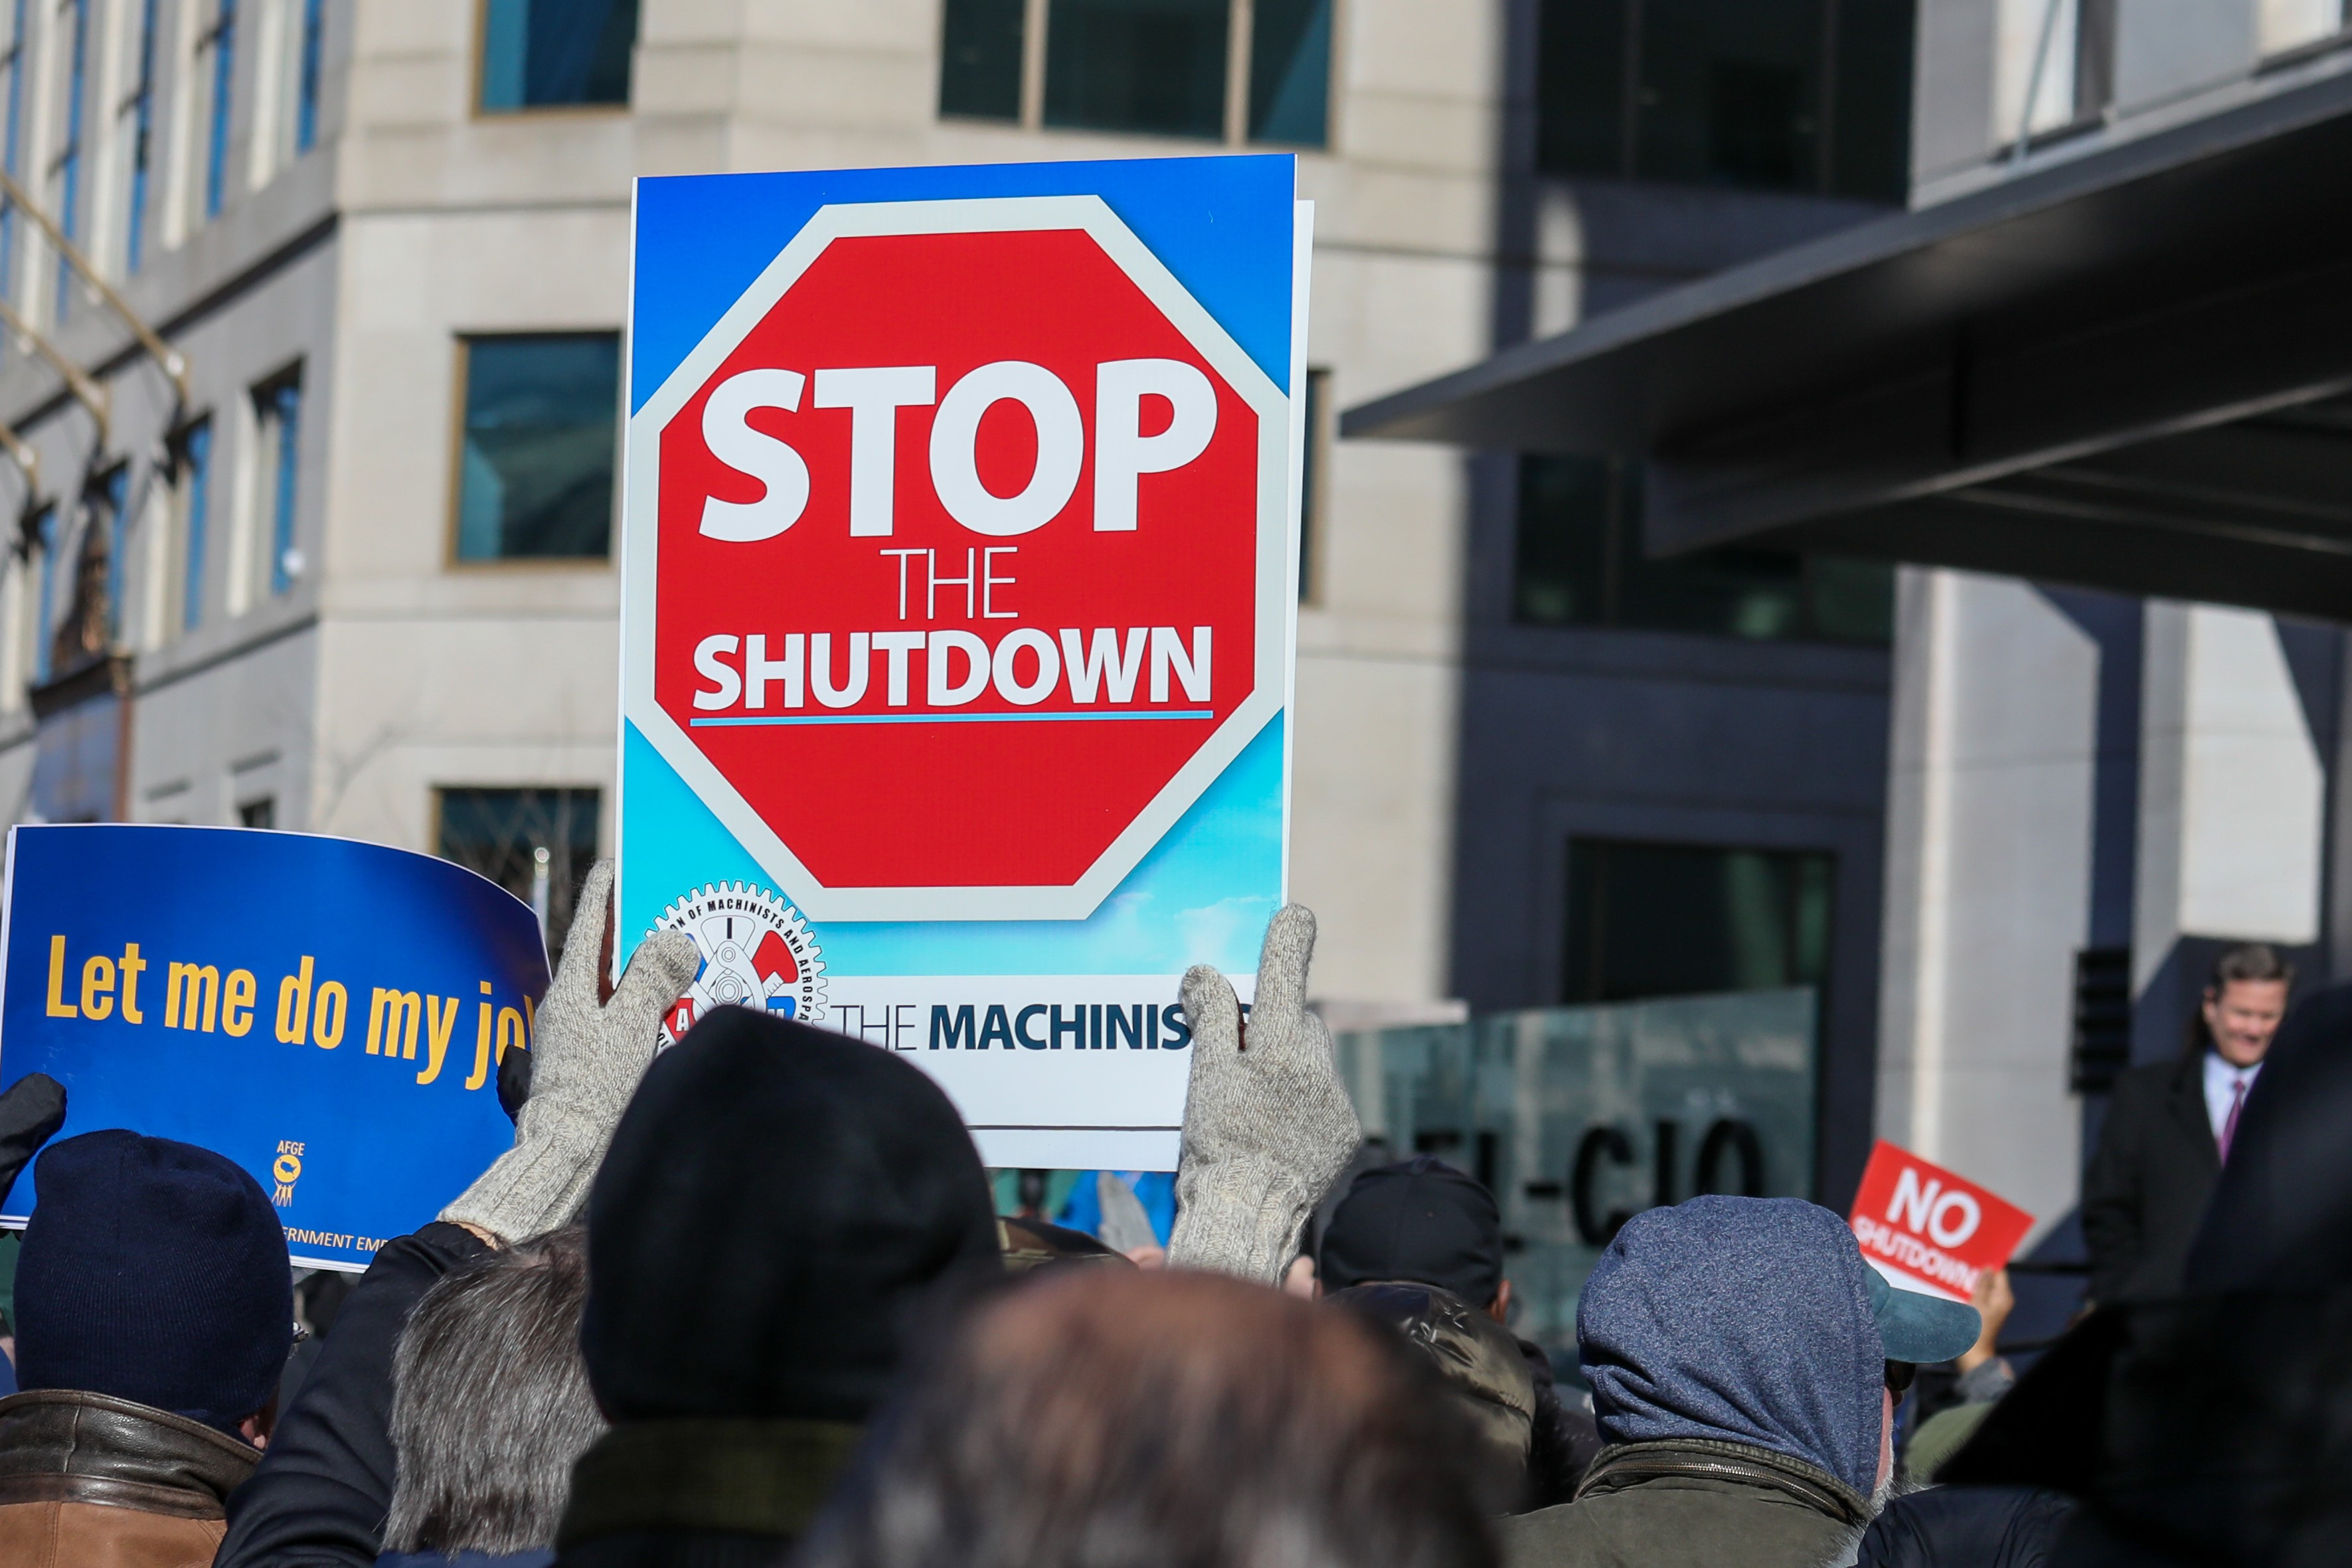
left=1875, top=569, right=2096, bottom=1234
left=2132, top=602, right=2325, bottom=971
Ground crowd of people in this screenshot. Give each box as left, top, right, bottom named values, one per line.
left=0, top=866, right=2343, bottom=1567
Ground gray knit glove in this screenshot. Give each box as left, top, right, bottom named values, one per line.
left=1167, top=904, right=1361, bottom=1284
left=440, top=860, right=699, bottom=1243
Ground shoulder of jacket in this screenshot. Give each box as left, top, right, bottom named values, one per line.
left=1496, top=1497, right=1608, bottom=1568
left=1576, top=1439, right=1872, bottom=1528
left=2112, top=1059, right=2190, bottom=1101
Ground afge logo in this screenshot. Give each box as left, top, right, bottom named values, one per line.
left=272, top=1140, right=304, bottom=1208
left=653, top=882, right=828, bottom=1044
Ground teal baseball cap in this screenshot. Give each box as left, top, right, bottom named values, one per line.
left=1867, top=1265, right=1983, bottom=1364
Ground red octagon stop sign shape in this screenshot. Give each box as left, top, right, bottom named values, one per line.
left=621, top=196, right=1291, bottom=922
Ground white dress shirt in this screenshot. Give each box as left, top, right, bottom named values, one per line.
left=2203, top=1050, right=2263, bottom=1146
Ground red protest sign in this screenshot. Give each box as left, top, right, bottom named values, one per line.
left=1847, top=1140, right=2035, bottom=1302
left=630, top=199, right=1290, bottom=923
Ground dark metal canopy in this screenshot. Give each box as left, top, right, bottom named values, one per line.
left=1343, top=66, right=2352, bottom=619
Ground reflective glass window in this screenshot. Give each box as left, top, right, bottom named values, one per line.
left=455, top=333, right=620, bottom=562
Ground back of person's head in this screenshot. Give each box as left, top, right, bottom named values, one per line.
left=801, top=1268, right=1499, bottom=1568
left=384, top=1226, right=602, bottom=1557
left=1579, top=1196, right=1883, bottom=1499
left=13, top=1129, right=291, bottom=1435
left=580, top=1006, right=1002, bottom=1423
left=1327, top=1281, right=1535, bottom=1508
left=1319, top=1156, right=1503, bottom=1305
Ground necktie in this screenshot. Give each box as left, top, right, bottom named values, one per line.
left=2219, top=1077, right=2247, bottom=1164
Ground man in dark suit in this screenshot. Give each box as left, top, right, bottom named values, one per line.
left=2082, top=944, right=2290, bottom=1304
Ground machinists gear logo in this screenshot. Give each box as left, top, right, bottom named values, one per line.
left=653, top=882, right=827, bottom=1042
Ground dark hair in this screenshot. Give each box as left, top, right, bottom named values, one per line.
left=2209, top=944, right=2294, bottom=996
left=801, top=1269, right=1498, bottom=1568
left=384, top=1227, right=604, bottom=1556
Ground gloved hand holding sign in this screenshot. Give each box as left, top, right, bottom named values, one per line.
left=1168, top=905, right=1362, bottom=1285
left=442, top=861, right=699, bottom=1245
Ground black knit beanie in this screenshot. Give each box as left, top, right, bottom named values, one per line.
left=1320, top=1156, right=1505, bottom=1306
left=580, top=1008, right=1001, bottom=1423
left=16, top=1129, right=293, bottom=1433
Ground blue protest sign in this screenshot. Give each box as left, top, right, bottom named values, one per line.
left=618, top=155, right=1307, bottom=1170
left=0, top=825, right=548, bottom=1271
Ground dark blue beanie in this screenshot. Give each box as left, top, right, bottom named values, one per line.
left=15, top=1130, right=292, bottom=1434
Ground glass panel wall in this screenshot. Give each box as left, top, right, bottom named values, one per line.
left=1333, top=988, right=1819, bottom=1379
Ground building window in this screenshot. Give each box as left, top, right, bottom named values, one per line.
left=436, top=786, right=600, bottom=963
left=1248, top=0, right=1334, bottom=144
left=1513, top=455, right=1892, bottom=645
left=1047, top=0, right=1230, bottom=139
left=478, top=0, right=637, bottom=113
left=2258, top=0, right=2345, bottom=55
left=1298, top=366, right=1329, bottom=603
left=253, top=368, right=301, bottom=597
left=1994, top=0, right=2126, bottom=148
left=938, top=0, right=1333, bottom=147
left=202, top=0, right=235, bottom=219
left=294, top=0, right=323, bottom=151
left=1562, top=838, right=1833, bottom=1005
left=0, top=0, right=25, bottom=307
left=51, top=0, right=88, bottom=321
left=93, top=463, right=125, bottom=644
left=1534, top=0, right=1914, bottom=202
left=454, top=333, right=620, bottom=562
left=175, top=418, right=212, bottom=633
left=940, top=0, right=1024, bottom=119
left=1995, top=0, right=2120, bottom=151
left=237, top=796, right=274, bottom=828
left=123, top=0, right=159, bottom=272
left=29, top=501, right=54, bottom=682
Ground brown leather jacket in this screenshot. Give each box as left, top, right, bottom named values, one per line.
left=0, top=1387, right=260, bottom=1568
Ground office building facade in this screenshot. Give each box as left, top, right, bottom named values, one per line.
left=1356, top=0, right=2352, bottom=1247
left=0, top=0, right=1918, bottom=1093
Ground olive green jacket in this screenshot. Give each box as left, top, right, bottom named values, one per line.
left=554, top=1417, right=865, bottom=1567
left=1499, top=1438, right=1873, bottom=1568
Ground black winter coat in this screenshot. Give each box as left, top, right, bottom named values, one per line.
left=1940, top=1289, right=2352, bottom=1566
left=2079, top=1055, right=2217, bottom=1305
left=1520, top=1338, right=1603, bottom=1510
left=214, top=1222, right=493, bottom=1568
left=1858, top=1486, right=2074, bottom=1568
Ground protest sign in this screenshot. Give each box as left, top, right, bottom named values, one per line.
left=1848, top=1139, right=2035, bottom=1302
left=0, top=824, right=546, bottom=1271
left=617, top=155, right=1307, bottom=1170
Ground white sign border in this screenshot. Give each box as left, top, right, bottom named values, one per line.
left=620, top=195, right=1292, bottom=923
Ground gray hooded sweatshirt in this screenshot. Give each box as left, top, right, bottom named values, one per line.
left=1500, top=1196, right=1883, bottom=1568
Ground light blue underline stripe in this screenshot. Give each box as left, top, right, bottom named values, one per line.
left=690, top=709, right=1217, bottom=728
